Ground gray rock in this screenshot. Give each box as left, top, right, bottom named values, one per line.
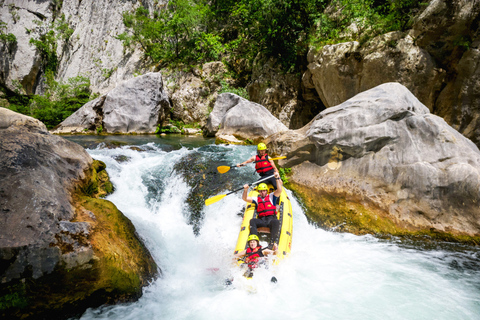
left=53, top=72, right=170, bottom=134
left=204, top=93, right=243, bottom=137
left=411, top=0, right=480, bottom=148
left=269, top=83, right=480, bottom=236
left=165, top=61, right=226, bottom=127
left=306, top=31, right=445, bottom=111
left=0, top=108, right=158, bottom=318
left=53, top=95, right=106, bottom=134
left=0, top=107, right=93, bottom=281
left=205, top=93, right=288, bottom=141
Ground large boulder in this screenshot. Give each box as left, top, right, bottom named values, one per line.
left=205, top=93, right=288, bottom=142
left=0, top=108, right=158, bottom=319
left=52, top=72, right=170, bottom=134
left=268, top=83, right=480, bottom=240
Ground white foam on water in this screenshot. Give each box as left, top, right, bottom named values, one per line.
left=80, top=143, right=480, bottom=320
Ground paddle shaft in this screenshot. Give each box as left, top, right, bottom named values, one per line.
left=224, top=174, right=275, bottom=196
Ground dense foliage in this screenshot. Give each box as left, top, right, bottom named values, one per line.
left=3, top=72, right=92, bottom=129
left=119, top=0, right=426, bottom=73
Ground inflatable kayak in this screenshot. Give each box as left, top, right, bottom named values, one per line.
left=233, top=183, right=293, bottom=274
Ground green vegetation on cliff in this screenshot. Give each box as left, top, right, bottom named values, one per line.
left=1, top=72, right=93, bottom=129
left=119, top=0, right=426, bottom=74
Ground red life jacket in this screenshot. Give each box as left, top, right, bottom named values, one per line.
left=257, top=195, right=276, bottom=217
left=245, top=246, right=263, bottom=268
left=255, top=154, right=274, bottom=174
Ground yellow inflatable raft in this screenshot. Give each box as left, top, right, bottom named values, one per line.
left=233, top=184, right=293, bottom=268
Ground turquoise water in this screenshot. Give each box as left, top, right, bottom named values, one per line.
left=66, top=136, right=480, bottom=320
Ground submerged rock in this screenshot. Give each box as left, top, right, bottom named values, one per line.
left=0, top=108, right=158, bottom=319
left=268, top=83, right=480, bottom=242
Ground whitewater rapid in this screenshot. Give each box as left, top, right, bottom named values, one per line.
left=69, top=137, right=480, bottom=320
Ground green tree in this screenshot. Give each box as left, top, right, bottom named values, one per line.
left=118, top=0, right=219, bottom=66
left=28, top=71, right=92, bottom=128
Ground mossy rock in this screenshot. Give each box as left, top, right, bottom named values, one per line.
left=289, top=181, right=480, bottom=245
left=0, top=160, right=157, bottom=319
left=79, top=160, right=114, bottom=198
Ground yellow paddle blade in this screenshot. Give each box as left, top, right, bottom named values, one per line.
left=205, top=193, right=227, bottom=206
left=217, top=166, right=231, bottom=174
left=271, top=156, right=286, bottom=161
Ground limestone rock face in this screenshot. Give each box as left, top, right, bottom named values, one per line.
left=52, top=72, right=170, bottom=134
left=411, top=0, right=480, bottom=148
left=0, top=108, right=158, bottom=319
left=305, top=31, right=445, bottom=111
left=0, top=0, right=49, bottom=94
left=269, top=83, right=480, bottom=236
left=205, top=93, right=288, bottom=141
left=0, top=0, right=154, bottom=95
left=165, top=61, right=227, bottom=127
left=247, top=56, right=324, bottom=129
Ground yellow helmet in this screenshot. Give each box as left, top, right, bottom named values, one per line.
left=257, top=183, right=268, bottom=191
left=257, top=143, right=267, bottom=151
left=247, top=234, right=259, bottom=242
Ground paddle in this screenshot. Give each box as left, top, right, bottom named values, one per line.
left=217, top=156, right=286, bottom=174
left=205, top=174, right=275, bottom=206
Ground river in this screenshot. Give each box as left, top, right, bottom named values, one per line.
left=66, top=135, right=480, bottom=320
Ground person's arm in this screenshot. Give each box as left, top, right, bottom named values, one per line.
left=262, top=248, right=276, bottom=256
left=268, top=156, right=279, bottom=174
left=234, top=249, right=246, bottom=258
left=237, top=155, right=255, bottom=167
left=242, top=184, right=253, bottom=203
left=273, top=171, right=283, bottom=197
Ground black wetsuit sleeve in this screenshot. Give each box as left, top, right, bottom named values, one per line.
left=272, top=194, right=279, bottom=205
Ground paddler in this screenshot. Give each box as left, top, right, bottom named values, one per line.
left=234, top=234, right=276, bottom=276
left=242, top=171, right=283, bottom=251
left=236, top=142, right=280, bottom=190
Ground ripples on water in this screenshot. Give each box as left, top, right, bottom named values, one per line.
left=65, top=135, right=480, bottom=320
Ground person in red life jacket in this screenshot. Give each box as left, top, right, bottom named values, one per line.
left=242, top=172, right=283, bottom=251
left=234, top=234, right=276, bottom=270
left=236, top=142, right=280, bottom=190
